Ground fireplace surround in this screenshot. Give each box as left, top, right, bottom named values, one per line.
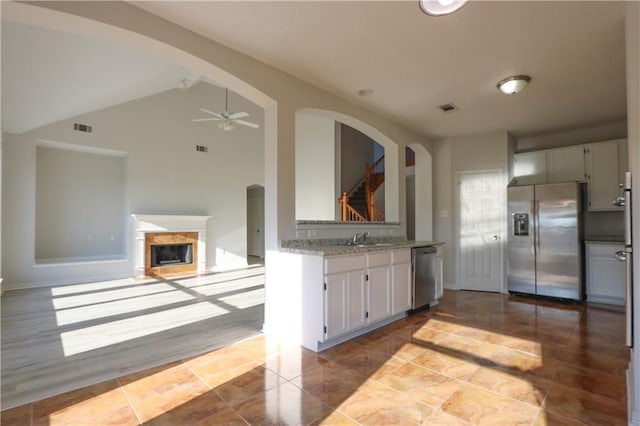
left=132, top=215, right=211, bottom=277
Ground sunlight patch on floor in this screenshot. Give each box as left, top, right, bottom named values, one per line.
left=60, top=301, right=232, bottom=356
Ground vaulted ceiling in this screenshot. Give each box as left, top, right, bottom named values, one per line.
left=2, top=1, right=628, bottom=140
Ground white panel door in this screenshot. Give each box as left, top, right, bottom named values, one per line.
left=458, top=170, right=503, bottom=292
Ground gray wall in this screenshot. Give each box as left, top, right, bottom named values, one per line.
left=433, top=131, right=510, bottom=289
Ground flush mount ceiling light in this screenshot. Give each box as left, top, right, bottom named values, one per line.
left=419, top=0, right=468, bottom=16
left=497, top=75, right=531, bottom=95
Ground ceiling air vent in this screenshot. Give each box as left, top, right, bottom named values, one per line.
left=196, top=145, right=208, bottom=153
left=438, top=103, right=459, bottom=113
left=73, top=123, right=93, bottom=133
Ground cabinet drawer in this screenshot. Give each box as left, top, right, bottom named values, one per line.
left=392, top=249, right=411, bottom=264
left=367, top=251, right=391, bottom=268
left=325, top=255, right=366, bottom=274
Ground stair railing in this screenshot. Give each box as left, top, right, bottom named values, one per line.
left=339, top=192, right=367, bottom=222
left=338, top=155, right=386, bottom=222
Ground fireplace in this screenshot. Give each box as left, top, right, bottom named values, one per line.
left=144, top=232, right=198, bottom=276
left=132, top=215, right=211, bottom=277
left=150, top=243, right=193, bottom=267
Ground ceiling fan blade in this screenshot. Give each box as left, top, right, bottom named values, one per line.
left=200, top=108, right=224, bottom=119
left=192, top=117, right=222, bottom=122
left=235, top=120, right=260, bottom=129
left=228, top=111, right=249, bottom=119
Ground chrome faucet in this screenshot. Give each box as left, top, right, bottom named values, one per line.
left=351, top=232, right=369, bottom=245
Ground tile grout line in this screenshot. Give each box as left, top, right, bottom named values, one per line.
left=115, top=377, right=143, bottom=426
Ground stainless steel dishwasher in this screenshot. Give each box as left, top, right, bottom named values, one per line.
left=411, top=246, right=437, bottom=311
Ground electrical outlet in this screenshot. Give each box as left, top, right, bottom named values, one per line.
left=440, top=210, right=449, bottom=218
left=296, top=230, right=305, bottom=238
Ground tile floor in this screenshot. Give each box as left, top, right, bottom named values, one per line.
left=1, top=290, right=629, bottom=425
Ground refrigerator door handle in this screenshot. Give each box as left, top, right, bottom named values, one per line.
left=534, top=200, right=540, bottom=252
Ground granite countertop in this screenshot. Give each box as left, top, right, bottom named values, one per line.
left=280, top=238, right=444, bottom=256
left=585, top=235, right=625, bottom=244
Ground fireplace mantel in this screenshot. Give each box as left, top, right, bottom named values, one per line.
left=132, top=214, right=211, bottom=276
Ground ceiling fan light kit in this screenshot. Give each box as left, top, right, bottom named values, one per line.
left=419, top=0, right=468, bottom=16
left=217, top=121, right=235, bottom=132
left=497, top=75, right=531, bottom=95
left=192, top=87, right=259, bottom=131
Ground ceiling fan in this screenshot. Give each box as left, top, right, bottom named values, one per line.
left=192, top=88, right=259, bottom=131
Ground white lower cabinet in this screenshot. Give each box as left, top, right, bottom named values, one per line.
left=321, top=249, right=414, bottom=347
left=586, top=242, right=625, bottom=306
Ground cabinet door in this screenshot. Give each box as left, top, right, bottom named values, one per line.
left=513, top=151, right=546, bottom=185
left=368, top=265, right=391, bottom=322
left=546, top=145, right=585, bottom=183
left=391, top=262, right=412, bottom=314
left=586, top=244, right=625, bottom=306
left=347, top=270, right=368, bottom=331
left=324, top=273, right=348, bottom=340
left=585, top=140, right=622, bottom=211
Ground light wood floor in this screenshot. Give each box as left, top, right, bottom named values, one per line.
left=1, top=265, right=265, bottom=410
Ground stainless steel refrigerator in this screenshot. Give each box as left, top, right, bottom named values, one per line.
left=507, top=181, right=583, bottom=300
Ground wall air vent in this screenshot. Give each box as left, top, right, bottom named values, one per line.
left=438, top=103, right=459, bottom=113
left=196, top=145, right=208, bottom=153
left=73, top=123, right=93, bottom=133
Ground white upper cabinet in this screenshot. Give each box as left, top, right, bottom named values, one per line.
left=512, top=138, right=628, bottom=212
left=546, top=145, right=586, bottom=183
left=585, top=139, right=627, bottom=211
left=619, top=139, right=629, bottom=186
left=513, top=151, right=547, bottom=185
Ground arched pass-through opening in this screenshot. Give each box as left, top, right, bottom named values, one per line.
left=296, top=108, right=400, bottom=222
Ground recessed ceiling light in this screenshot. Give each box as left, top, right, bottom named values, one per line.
left=419, top=0, right=468, bottom=16
left=497, top=75, right=531, bottom=95
left=358, top=89, right=374, bottom=97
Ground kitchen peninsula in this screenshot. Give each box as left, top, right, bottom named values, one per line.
left=278, top=238, right=444, bottom=352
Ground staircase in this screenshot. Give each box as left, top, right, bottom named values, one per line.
left=338, top=156, right=385, bottom=222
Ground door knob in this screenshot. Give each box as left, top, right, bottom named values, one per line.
left=492, top=235, right=500, bottom=241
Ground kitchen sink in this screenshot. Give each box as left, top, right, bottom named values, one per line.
left=351, top=242, right=394, bottom=248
